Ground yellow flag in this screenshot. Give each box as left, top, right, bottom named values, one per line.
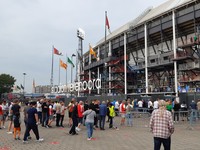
left=89, top=45, right=97, bottom=58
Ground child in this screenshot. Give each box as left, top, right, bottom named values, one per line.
left=13, top=112, right=21, bottom=140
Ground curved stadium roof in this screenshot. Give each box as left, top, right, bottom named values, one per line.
left=94, top=0, right=195, bottom=48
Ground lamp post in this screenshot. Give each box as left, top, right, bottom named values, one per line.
left=23, top=73, right=26, bottom=98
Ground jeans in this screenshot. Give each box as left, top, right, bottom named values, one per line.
left=85, top=122, right=94, bottom=138
left=60, top=115, right=64, bottom=126
left=37, top=112, right=42, bottom=124
left=174, top=112, right=179, bottom=121
left=99, top=115, right=106, bottom=129
left=154, top=137, right=171, bottom=150
left=126, top=113, right=133, bottom=126
left=42, top=112, right=48, bottom=126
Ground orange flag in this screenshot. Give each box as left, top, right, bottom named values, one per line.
left=89, top=44, right=97, bottom=58
left=60, top=59, right=67, bottom=69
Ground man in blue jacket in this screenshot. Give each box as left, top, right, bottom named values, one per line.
left=99, top=101, right=107, bottom=130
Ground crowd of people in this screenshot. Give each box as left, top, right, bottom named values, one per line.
left=0, top=97, right=200, bottom=149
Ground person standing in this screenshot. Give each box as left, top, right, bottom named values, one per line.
left=23, top=102, right=31, bottom=139
left=36, top=99, right=42, bottom=124
left=69, top=101, right=78, bottom=135
left=13, top=112, right=21, bottom=140
left=11, top=99, right=21, bottom=127
left=114, top=100, right=119, bottom=116
left=77, top=101, right=84, bottom=131
left=23, top=101, right=43, bottom=143
left=7, top=102, right=13, bottom=134
left=109, top=103, right=116, bottom=128
left=2, top=100, right=9, bottom=129
left=83, top=106, right=96, bottom=140
left=126, top=100, right=133, bottom=127
left=67, top=100, right=75, bottom=127
left=60, top=101, right=66, bottom=127
left=0, top=102, right=3, bottom=129
left=99, top=101, right=107, bottom=130
left=150, top=100, right=174, bottom=150
left=41, top=99, right=48, bottom=127
left=173, top=100, right=180, bottom=122
left=119, top=100, right=126, bottom=126
left=56, top=101, right=61, bottom=127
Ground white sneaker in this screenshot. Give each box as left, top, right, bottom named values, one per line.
left=7, top=131, right=12, bottom=134
left=23, top=140, right=28, bottom=144
left=76, top=127, right=81, bottom=132
left=2, top=126, right=5, bottom=129
left=36, top=138, right=44, bottom=142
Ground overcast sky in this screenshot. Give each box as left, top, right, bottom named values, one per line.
left=0, top=0, right=167, bottom=93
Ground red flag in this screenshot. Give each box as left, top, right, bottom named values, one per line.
left=106, top=15, right=111, bottom=34
left=106, top=16, right=110, bottom=30
left=54, top=47, right=62, bottom=55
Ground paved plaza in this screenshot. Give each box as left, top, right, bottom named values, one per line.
left=0, top=114, right=200, bottom=150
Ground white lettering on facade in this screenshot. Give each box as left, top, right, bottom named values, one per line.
left=51, top=78, right=101, bottom=93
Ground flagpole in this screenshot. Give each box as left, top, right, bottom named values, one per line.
left=104, top=11, right=107, bottom=95
left=51, top=45, right=54, bottom=88
left=66, top=54, right=68, bottom=86
left=59, top=59, right=61, bottom=85
left=105, top=11, right=107, bottom=54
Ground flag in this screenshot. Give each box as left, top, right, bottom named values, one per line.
left=54, top=47, right=62, bottom=55
left=17, top=85, right=21, bottom=90
left=106, top=14, right=111, bottom=34
left=20, top=84, right=24, bottom=90
left=67, top=57, right=75, bottom=67
left=60, top=59, right=67, bottom=69
left=89, top=44, right=97, bottom=58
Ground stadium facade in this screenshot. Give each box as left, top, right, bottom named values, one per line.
left=78, top=0, right=200, bottom=100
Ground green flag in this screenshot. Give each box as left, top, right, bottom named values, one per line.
left=67, top=57, right=75, bottom=67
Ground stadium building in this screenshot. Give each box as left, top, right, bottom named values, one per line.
left=78, top=0, right=200, bottom=100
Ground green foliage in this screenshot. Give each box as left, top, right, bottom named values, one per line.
left=0, top=73, right=16, bottom=95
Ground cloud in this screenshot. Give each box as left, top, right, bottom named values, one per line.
left=0, top=0, right=167, bottom=93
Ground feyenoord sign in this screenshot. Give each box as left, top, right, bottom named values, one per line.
left=51, top=78, right=101, bottom=93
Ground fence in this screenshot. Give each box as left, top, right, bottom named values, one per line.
left=113, top=108, right=200, bottom=129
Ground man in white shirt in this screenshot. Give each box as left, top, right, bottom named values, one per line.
left=138, top=100, right=143, bottom=112
left=37, top=99, right=42, bottom=124
left=114, top=100, right=119, bottom=116
left=153, top=99, right=159, bottom=110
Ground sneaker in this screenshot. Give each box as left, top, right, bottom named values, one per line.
left=17, top=137, right=21, bottom=140
left=76, top=127, right=81, bottom=132
left=27, top=136, right=32, bottom=140
left=23, top=140, right=28, bottom=144
left=7, top=131, right=12, bottom=134
left=36, top=138, right=44, bottom=142
left=2, top=126, right=5, bottom=129
left=87, top=138, right=91, bottom=141
left=45, top=125, right=49, bottom=128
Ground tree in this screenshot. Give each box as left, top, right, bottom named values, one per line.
left=0, top=73, right=16, bottom=96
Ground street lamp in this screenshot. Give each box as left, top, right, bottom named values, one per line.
left=23, top=73, right=26, bottom=98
